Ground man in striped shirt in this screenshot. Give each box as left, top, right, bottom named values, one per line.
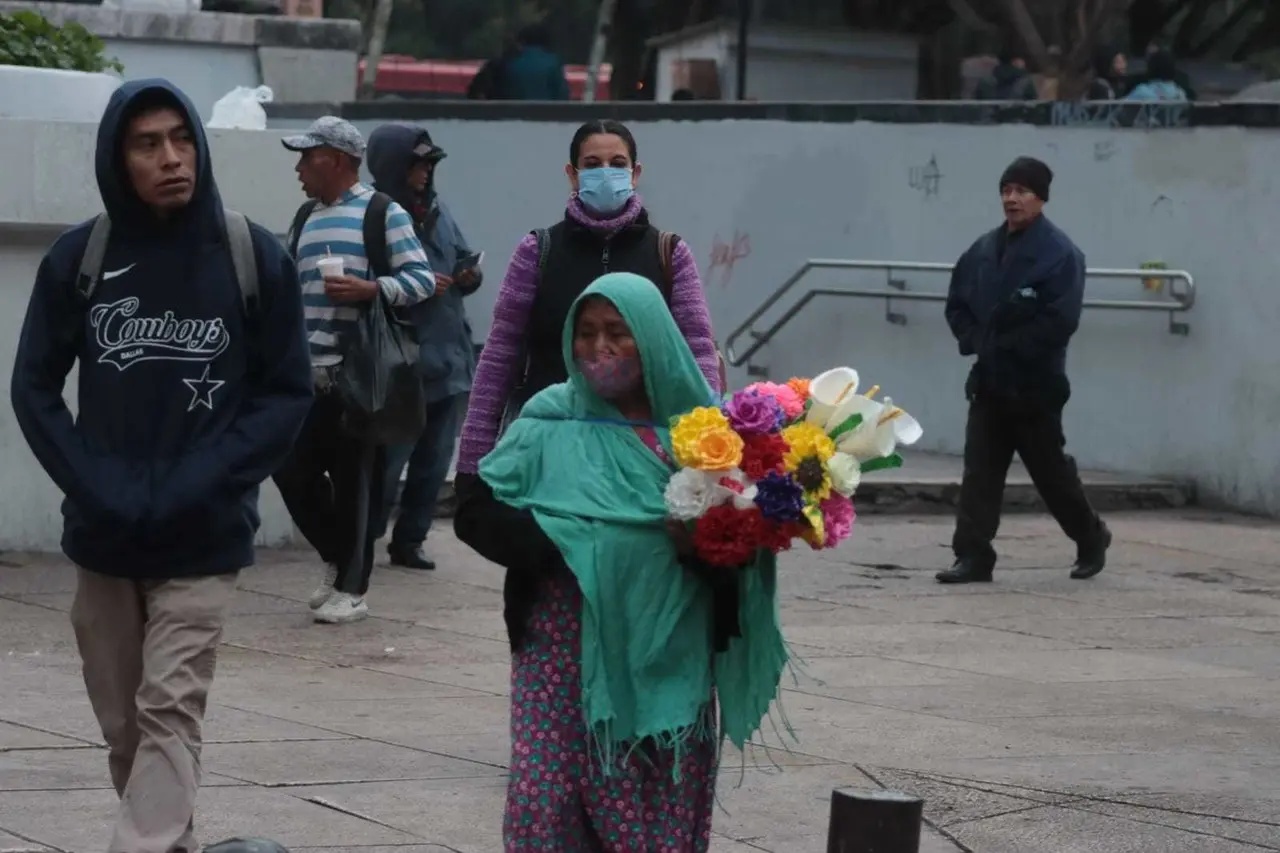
left=273, top=116, right=436, bottom=624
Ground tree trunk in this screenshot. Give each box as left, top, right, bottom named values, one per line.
left=584, top=0, right=618, bottom=102
left=358, top=0, right=394, bottom=100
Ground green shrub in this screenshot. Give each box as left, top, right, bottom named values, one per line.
left=0, top=10, right=124, bottom=73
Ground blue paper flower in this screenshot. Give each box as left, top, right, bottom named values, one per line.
left=753, top=471, right=805, bottom=523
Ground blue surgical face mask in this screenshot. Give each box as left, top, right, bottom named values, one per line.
left=576, top=166, right=634, bottom=215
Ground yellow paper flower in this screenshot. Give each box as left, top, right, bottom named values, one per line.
left=801, top=502, right=825, bottom=548
left=781, top=422, right=836, bottom=472
left=671, top=407, right=744, bottom=471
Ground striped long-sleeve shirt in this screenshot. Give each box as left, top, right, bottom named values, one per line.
left=295, top=183, right=435, bottom=366
left=455, top=193, right=719, bottom=474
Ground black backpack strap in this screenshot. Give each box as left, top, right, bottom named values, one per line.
left=76, top=213, right=112, bottom=302
left=286, top=200, right=318, bottom=260
left=363, top=191, right=394, bottom=280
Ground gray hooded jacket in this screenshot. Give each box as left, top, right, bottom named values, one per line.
left=367, top=123, right=480, bottom=403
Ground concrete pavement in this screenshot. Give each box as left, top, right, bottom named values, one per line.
left=0, top=509, right=1278, bottom=851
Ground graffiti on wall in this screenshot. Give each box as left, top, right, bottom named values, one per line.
left=908, top=155, right=943, bottom=197
left=708, top=230, right=751, bottom=289
left=1051, top=101, right=1189, bottom=129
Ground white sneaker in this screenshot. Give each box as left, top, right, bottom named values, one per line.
left=308, top=564, right=338, bottom=610
left=313, top=591, right=369, bottom=624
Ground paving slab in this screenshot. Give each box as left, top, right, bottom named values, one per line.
left=1, top=509, right=1277, bottom=851
left=943, top=804, right=1272, bottom=852
left=0, top=827, right=52, bottom=852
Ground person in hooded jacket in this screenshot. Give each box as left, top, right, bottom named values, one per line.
left=367, top=124, right=482, bottom=571
left=501, top=23, right=570, bottom=100
left=10, top=79, right=312, bottom=853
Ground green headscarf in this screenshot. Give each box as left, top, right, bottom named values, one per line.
left=479, top=272, right=788, bottom=769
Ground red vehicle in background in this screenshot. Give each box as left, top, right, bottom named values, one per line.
left=358, top=55, right=612, bottom=100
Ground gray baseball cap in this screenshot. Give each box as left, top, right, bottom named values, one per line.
left=281, top=116, right=366, bottom=159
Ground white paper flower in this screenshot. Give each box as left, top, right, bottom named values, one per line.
left=715, top=468, right=760, bottom=510
left=826, top=452, right=862, bottom=497
left=831, top=395, right=923, bottom=461
left=665, top=468, right=727, bottom=520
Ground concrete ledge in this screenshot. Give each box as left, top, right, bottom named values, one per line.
left=265, top=98, right=1280, bottom=128
left=0, top=0, right=360, bottom=49
left=853, top=478, right=1191, bottom=515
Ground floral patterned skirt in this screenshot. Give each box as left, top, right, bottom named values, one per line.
left=505, top=571, right=718, bottom=852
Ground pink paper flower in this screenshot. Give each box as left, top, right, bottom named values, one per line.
left=746, top=381, right=805, bottom=420
left=820, top=493, right=856, bottom=547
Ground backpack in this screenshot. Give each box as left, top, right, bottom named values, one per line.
left=501, top=228, right=726, bottom=432
left=76, top=209, right=258, bottom=310
left=286, top=191, right=394, bottom=277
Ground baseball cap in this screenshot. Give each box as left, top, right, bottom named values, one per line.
left=281, top=116, right=366, bottom=159
left=412, top=130, right=446, bottom=163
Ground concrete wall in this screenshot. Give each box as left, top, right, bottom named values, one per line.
left=2, top=104, right=1280, bottom=549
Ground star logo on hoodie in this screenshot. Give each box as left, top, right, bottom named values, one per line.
left=183, top=365, right=225, bottom=412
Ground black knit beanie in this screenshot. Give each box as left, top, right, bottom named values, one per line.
left=1000, top=156, right=1053, bottom=201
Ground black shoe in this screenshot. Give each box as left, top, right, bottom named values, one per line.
left=936, top=560, right=994, bottom=584
left=1070, top=526, right=1112, bottom=580
left=388, top=544, right=436, bottom=571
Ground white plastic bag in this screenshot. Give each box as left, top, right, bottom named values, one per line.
left=208, top=85, right=274, bottom=130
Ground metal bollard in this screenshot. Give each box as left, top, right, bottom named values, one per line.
left=826, top=788, right=924, bottom=853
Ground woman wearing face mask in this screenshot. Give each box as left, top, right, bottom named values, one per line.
left=454, top=272, right=787, bottom=851
left=455, top=119, right=721, bottom=481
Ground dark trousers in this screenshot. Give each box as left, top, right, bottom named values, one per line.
left=952, top=394, right=1104, bottom=567
left=378, top=392, right=466, bottom=547
left=273, top=391, right=386, bottom=597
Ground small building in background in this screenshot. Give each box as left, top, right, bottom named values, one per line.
left=647, top=19, right=918, bottom=102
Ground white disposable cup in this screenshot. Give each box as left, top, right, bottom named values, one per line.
left=317, top=256, right=344, bottom=280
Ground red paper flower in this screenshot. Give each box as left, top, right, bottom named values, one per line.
left=759, top=519, right=807, bottom=553
left=739, top=433, right=788, bottom=481
left=692, top=504, right=766, bottom=567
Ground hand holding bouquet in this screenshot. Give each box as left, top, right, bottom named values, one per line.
left=664, top=368, right=922, bottom=567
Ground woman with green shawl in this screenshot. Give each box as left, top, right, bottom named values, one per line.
left=454, top=272, right=788, bottom=851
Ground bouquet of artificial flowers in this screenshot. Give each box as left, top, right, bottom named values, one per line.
left=664, top=367, right=922, bottom=567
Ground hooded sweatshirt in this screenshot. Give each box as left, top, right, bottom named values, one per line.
left=367, top=124, right=479, bottom=403
left=10, top=79, right=313, bottom=579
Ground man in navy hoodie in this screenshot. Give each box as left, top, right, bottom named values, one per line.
left=10, top=80, right=312, bottom=852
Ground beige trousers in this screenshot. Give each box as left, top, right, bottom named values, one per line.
left=70, top=569, right=238, bottom=853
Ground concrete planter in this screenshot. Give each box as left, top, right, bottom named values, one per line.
left=0, top=65, right=120, bottom=123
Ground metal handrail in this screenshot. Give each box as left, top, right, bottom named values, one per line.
left=724, top=259, right=1196, bottom=367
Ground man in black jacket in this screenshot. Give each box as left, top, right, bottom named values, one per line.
left=10, top=80, right=312, bottom=851
left=939, top=156, right=1111, bottom=585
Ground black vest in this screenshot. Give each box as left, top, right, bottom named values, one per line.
left=517, top=210, right=672, bottom=406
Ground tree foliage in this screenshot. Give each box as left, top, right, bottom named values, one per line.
left=0, top=10, right=123, bottom=73
left=1127, top=0, right=1279, bottom=60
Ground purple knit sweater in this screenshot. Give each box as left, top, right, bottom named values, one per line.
left=456, top=194, right=720, bottom=474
